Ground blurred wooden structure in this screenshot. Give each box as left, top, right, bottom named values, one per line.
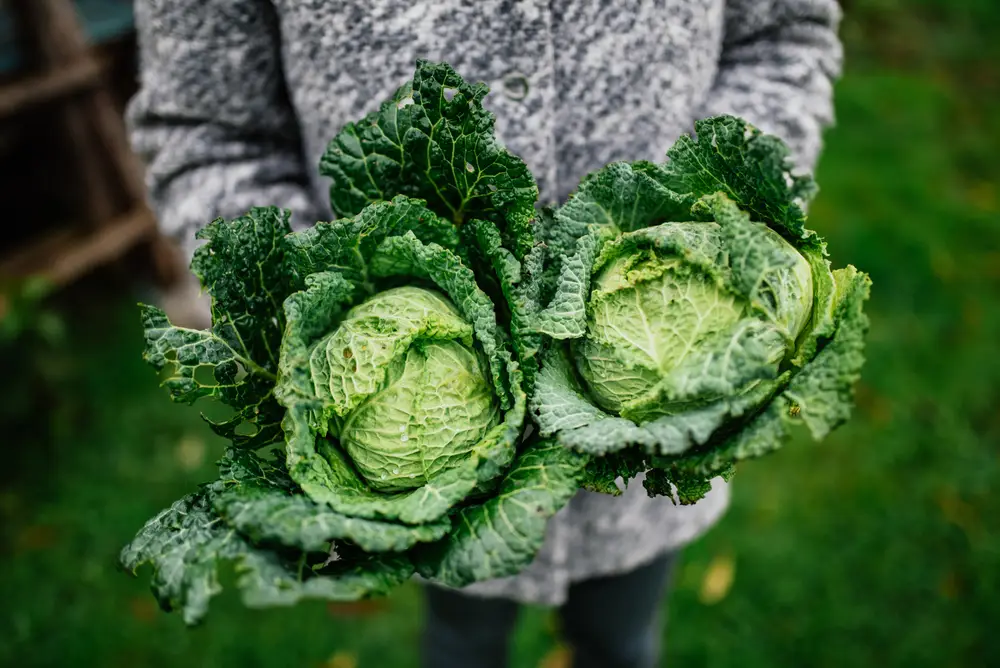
left=0, top=0, right=178, bottom=294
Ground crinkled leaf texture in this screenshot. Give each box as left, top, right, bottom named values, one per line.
left=125, top=61, right=872, bottom=624
left=532, top=115, right=871, bottom=504
left=127, top=192, right=579, bottom=621
left=141, top=207, right=294, bottom=449
left=320, top=60, right=544, bottom=393
left=125, top=60, right=584, bottom=625
left=119, top=491, right=413, bottom=626
left=320, top=59, right=538, bottom=260
left=211, top=448, right=452, bottom=553
left=415, top=438, right=588, bottom=586
left=273, top=197, right=580, bottom=582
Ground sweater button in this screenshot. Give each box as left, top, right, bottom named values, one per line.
left=502, top=72, right=529, bottom=101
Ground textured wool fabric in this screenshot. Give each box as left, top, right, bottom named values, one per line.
left=128, top=0, right=842, bottom=606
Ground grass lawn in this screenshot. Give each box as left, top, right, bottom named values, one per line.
left=2, top=2, right=998, bottom=666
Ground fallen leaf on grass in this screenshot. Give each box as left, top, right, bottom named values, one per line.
left=935, top=488, right=980, bottom=538
left=322, top=651, right=358, bottom=668
left=854, top=383, right=894, bottom=426
left=538, top=644, right=573, bottom=668
left=129, top=597, right=158, bottom=624
left=15, top=524, right=58, bottom=552
left=326, top=600, right=388, bottom=618
left=174, top=435, right=206, bottom=471
left=699, top=553, right=735, bottom=605
left=938, top=570, right=963, bottom=600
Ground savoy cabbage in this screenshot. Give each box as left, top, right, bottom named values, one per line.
left=531, top=116, right=871, bottom=502
left=121, top=61, right=870, bottom=624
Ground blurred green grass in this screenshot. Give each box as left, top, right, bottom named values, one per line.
left=2, top=1, right=998, bottom=666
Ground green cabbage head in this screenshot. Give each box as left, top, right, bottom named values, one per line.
left=120, top=62, right=597, bottom=627
left=531, top=117, right=871, bottom=503
left=312, top=286, right=499, bottom=491
left=576, top=221, right=813, bottom=423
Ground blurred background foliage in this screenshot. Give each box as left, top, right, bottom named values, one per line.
left=1, top=0, right=998, bottom=666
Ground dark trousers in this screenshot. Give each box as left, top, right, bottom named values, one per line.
left=420, top=552, right=677, bottom=668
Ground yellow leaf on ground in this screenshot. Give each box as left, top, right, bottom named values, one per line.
left=323, top=650, right=358, bottom=668
left=538, top=644, right=573, bottom=668
left=128, top=597, right=158, bottom=624
left=325, top=600, right=388, bottom=617
left=15, top=524, right=58, bottom=552
left=175, top=435, right=206, bottom=471
left=699, top=553, right=735, bottom=605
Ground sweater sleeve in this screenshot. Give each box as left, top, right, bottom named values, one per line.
left=695, top=0, right=844, bottom=173
left=127, top=0, right=324, bottom=262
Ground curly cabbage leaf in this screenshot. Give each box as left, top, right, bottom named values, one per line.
left=320, top=59, right=538, bottom=259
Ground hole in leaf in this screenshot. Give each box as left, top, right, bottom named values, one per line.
left=465, top=162, right=475, bottom=173
left=197, top=398, right=235, bottom=423
left=343, top=347, right=353, bottom=359
left=396, top=96, right=415, bottom=109
left=193, top=364, right=219, bottom=387
left=235, top=421, right=259, bottom=437
left=443, top=87, right=457, bottom=102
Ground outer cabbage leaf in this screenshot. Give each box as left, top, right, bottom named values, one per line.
left=534, top=230, right=600, bottom=340
left=210, top=448, right=451, bottom=553
left=646, top=267, right=871, bottom=504
left=141, top=207, right=297, bottom=448
left=544, top=161, right=692, bottom=262
left=414, top=438, right=588, bottom=587
left=782, top=266, right=871, bottom=439
left=464, top=219, right=544, bottom=390
left=283, top=195, right=461, bottom=293
left=790, top=245, right=838, bottom=367
left=320, top=60, right=538, bottom=259
left=119, top=493, right=413, bottom=626
left=664, top=116, right=822, bottom=249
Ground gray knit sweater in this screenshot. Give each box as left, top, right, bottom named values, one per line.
left=128, top=0, right=842, bottom=606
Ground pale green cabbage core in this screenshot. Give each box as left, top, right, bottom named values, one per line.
left=575, top=224, right=813, bottom=419
left=311, top=286, right=500, bottom=492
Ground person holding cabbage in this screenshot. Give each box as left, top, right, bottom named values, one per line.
left=128, top=1, right=844, bottom=666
